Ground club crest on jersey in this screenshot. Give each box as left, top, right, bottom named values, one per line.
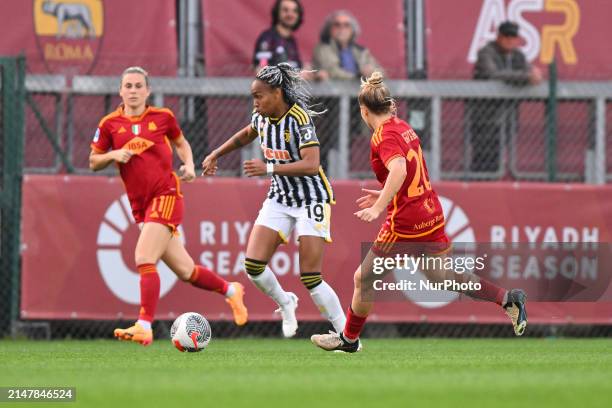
left=262, top=146, right=290, bottom=161
left=124, top=136, right=154, bottom=155
left=131, top=124, right=141, bottom=135
left=423, top=197, right=435, bottom=214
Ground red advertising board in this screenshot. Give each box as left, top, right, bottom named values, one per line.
left=202, top=0, right=406, bottom=78
left=426, top=0, right=612, bottom=79
left=21, top=176, right=612, bottom=323
left=0, top=0, right=177, bottom=75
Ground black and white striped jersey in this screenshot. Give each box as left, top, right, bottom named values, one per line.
left=250, top=103, right=335, bottom=207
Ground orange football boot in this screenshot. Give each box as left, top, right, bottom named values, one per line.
left=113, top=322, right=153, bottom=346
left=225, top=282, right=248, bottom=326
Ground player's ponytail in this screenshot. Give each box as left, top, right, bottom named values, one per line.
left=256, top=63, right=325, bottom=116
left=358, top=71, right=395, bottom=115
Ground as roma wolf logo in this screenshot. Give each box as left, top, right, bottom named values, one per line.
left=423, top=197, right=436, bottom=214
left=33, top=0, right=104, bottom=74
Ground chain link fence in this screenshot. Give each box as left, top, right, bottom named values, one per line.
left=5, top=70, right=612, bottom=340
left=13, top=319, right=612, bottom=341
left=0, top=57, right=25, bottom=338
left=20, top=74, right=611, bottom=183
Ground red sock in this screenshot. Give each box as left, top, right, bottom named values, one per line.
left=189, top=265, right=229, bottom=295
left=468, top=278, right=507, bottom=305
left=138, top=263, right=160, bottom=322
left=343, top=307, right=368, bottom=341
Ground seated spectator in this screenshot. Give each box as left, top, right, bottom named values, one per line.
left=313, top=10, right=383, bottom=80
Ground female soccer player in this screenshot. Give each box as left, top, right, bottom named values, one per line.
left=89, top=66, right=248, bottom=346
left=311, top=72, right=527, bottom=352
left=201, top=63, right=346, bottom=337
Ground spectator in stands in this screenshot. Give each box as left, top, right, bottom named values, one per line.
left=312, top=10, right=383, bottom=172
left=469, top=21, right=542, bottom=173
left=312, top=10, right=383, bottom=80
left=252, top=0, right=305, bottom=71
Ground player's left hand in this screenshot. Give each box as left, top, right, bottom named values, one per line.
left=179, top=163, right=196, bottom=182
left=354, top=206, right=382, bottom=222
left=356, top=188, right=381, bottom=209
left=243, top=159, right=266, bottom=177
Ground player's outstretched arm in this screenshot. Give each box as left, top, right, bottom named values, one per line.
left=172, top=135, right=196, bottom=182
left=89, top=149, right=132, bottom=171
left=355, top=157, right=406, bottom=222
left=202, top=125, right=258, bottom=176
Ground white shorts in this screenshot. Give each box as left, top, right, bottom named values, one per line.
left=254, top=198, right=332, bottom=243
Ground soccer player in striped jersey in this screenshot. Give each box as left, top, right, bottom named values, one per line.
left=311, top=72, right=527, bottom=353
left=89, top=67, right=248, bottom=346
left=202, top=63, right=345, bottom=337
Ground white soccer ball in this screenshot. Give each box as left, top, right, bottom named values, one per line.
left=170, top=312, right=211, bottom=352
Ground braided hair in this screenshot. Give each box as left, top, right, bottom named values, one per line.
left=255, top=63, right=325, bottom=116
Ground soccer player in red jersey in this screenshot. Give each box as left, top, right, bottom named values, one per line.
left=311, top=72, right=527, bottom=352
left=89, top=67, right=248, bottom=346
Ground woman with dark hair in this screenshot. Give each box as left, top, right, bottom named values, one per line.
left=252, top=0, right=304, bottom=71
left=313, top=10, right=383, bottom=80
left=202, top=63, right=346, bottom=338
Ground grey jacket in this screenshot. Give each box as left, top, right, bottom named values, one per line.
left=473, top=41, right=531, bottom=86
left=312, top=40, right=383, bottom=80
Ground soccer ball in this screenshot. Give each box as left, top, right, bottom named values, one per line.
left=170, top=312, right=211, bottom=352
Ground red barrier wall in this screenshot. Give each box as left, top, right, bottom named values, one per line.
left=202, top=0, right=406, bottom=78
left=21, top=176, right=612, bottom=323
left=0, top=0, right=177, bottom=75
left=426, top=0, right=612, bottom=79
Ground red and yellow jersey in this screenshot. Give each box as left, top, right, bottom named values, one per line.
left=370, top=117, right=445, bottom=238
left=90, top=105, right=183, bottom=212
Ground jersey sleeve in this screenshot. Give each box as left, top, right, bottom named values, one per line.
left=296, top=117, right=320, bottom=150
left=166, top=111, right=183, bottom=140
left=90, top=122, right=112, bottom=153
left=377, top=131, right=405, bottom=167
left=250, top=111, right=259, bottom=131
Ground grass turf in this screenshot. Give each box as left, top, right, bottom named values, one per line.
left=0, top=338, right=610, bottom=408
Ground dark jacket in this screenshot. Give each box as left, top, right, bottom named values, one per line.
left=473, top=41, right=531, bottom=85
left=252, top=28, right=302, bottom=69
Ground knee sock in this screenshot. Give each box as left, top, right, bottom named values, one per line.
left=465, top=277, right=507, bottom=306
left=188, top=265, right=231, bottom=296
left=137, top=263, right=160, bottom=325
left=301, top=273, right=346, bottom=333
left=343, top=307, right=368, bottom=342
left=245, top=258, right=290, bottom=306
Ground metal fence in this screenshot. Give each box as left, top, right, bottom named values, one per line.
left=24, top=74, right=611, bottom=183
left=0, top=57, right=25, bottom=337
left=5, top=71, right=612, bottom=339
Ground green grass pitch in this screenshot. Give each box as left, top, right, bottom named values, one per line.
left=1, top=338, right=610, bottom=408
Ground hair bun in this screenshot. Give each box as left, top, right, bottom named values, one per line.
left=366, top=71, right=384, bottom=86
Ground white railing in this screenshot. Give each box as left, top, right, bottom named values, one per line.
left=26, top=75, right=611, bottom=184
